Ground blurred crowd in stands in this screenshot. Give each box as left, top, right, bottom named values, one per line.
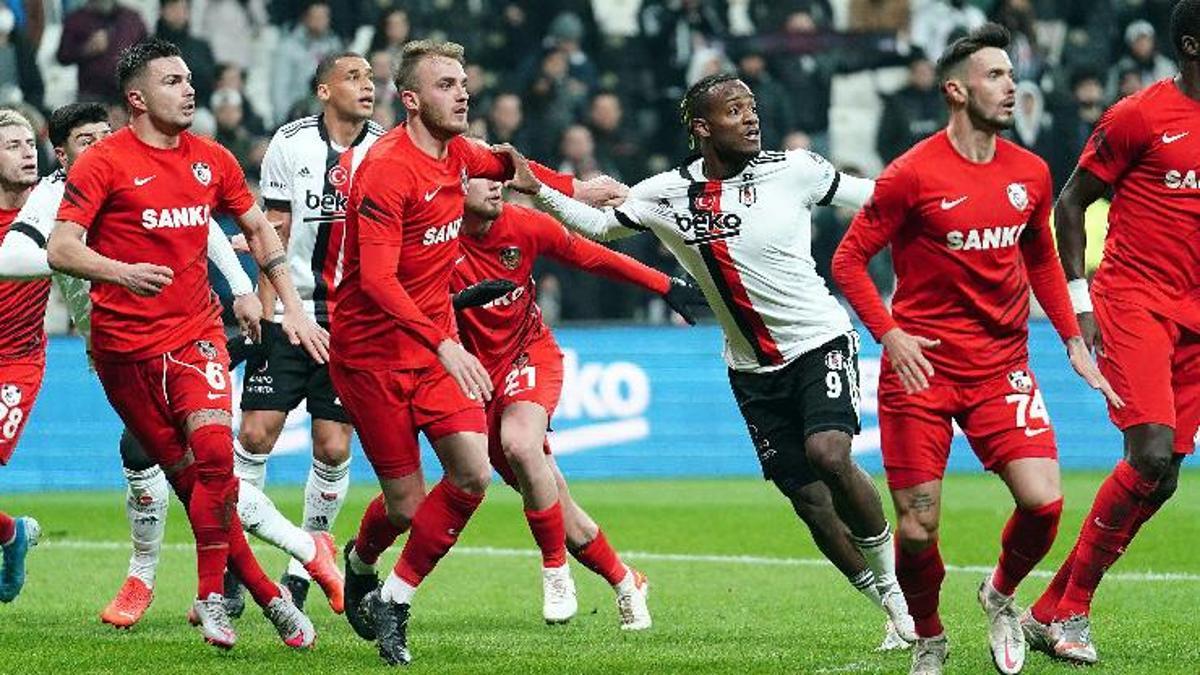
left=0, top=0, right=1181, bottom=327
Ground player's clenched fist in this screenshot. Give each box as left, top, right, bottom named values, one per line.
left=117, top=262, right=174, bottom=297
left=281, top=308, right=329, bottom=364
left=437, top=339, right=493, bottom=402
left=880, top=327, right=941, bottom=394
left=575, top=175, right=628, bottom=208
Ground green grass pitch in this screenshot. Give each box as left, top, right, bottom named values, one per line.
left=0, top=471, right=1197, bottom=673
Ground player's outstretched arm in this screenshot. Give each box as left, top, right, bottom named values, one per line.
left=1054, top=167, right=1110, bottom=354
left=48, top=220, right=174, bottom=296
left=206, top=219, right=262, bottom=342
left=234, top=204, right=328, bottom=362
left=0, top=226, right=50, bottom=280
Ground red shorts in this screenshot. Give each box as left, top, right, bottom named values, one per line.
left=329, top=361, right=485, bottom=480
left=94, top=331, right=231, bottom=471
left=484, top=335, right=564, bottom=488
left=1094, top=296, right=1200, bottom=454
left=879, top=364, right=1058, bottom=490
left=0, top=350, right=46, bottom=465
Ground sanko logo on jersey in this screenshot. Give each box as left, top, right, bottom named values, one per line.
left=945, top=223, right=1027, bottom=251
left=1164, top=170, right=1199, bottom=189
left=422, top=218, right=463, bottom=246
left=141, top=205, right=211, bottom=229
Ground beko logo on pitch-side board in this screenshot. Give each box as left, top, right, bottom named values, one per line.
left=550, top=350, right=651, bottom=455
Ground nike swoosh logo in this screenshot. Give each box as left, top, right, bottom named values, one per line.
left=1162, top=131, right=1189, bottom=144
left=206, top=393, right=227, bottom=400
left=1024, top=427, right=1050, bottom=437
left=940, top=196, right=968, bottom=210
left=134, top=175, right=156, bottom=186
left=424, top=187, right=441, bottom=201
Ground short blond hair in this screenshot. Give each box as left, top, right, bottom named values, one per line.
left=394, top=40, right=465, bottom=93
left=0, top=108, right=34, bottom=135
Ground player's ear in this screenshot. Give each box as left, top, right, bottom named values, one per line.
left=1183, top=35, right=1200, bottom=60
left=692, top=117, right=710, bottom=141
left=125, top=88, right=148, bottom=114
left=941, top=77, right=967, bottom=106
left=399, top=89, right=420, bottom=115
left=53, top=146, right=67, bottom=167
left=315, top=82, right=331, bottom=104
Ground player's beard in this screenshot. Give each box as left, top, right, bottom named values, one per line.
left=966, top=95, right=1014, bottom=132
left=421, top=104, right=468, bottom=138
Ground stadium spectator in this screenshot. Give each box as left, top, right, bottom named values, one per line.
left=1046, top=68, right=1106, bottom=191
left=215, top=62, right=266, bottom=135
left=366, top=8, right=411, bottom=62
left=846, top=0, right=908, bottom=32
left=991, top=0, right=1046, bottom=82
left=194, top=0, right=267, bottom=71
left=1009, top=80, right=1053, bottom=158
left=56, top=0, right=148, bottom=103
left=155, top=0, right=217, bottom=106
left=270, top=0, right=341, bottom=124
left=555, top=124, right=608, bottom=179
left=911, top=0, right=987, bottom=60
left=585, top=91, right=644, bottom=183
left=0, top=6, right=44, bottom=113
left=876, top=51, right=944, bottom=164
left=783, top=129, right=812, bottom=150
left=522, top=46, right=589, bottom=160
left=735, top=50, right=794, bottom=150
left=485, top=91, right=529, bottom=148
left=211, top=88, right=261, bottom=177
left=1106, top=19, right=1176, bottom=97
left=367, top=49, right=400, bottom=128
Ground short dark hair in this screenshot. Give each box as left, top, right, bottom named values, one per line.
left=394, top=40, right=465, bottom=92
left=935, top=23, right=1011, bottom=82
left=116, top=38, right=183, bottom=92
left=314, top=50, right=366, bottom=91
left=1069, top=67, right=1102, bottom=91
left=48, top=103, right=108, bottom=147
left=1171, top=0, right=1200, bottom=61
left=679, top=72, right=740, bottom=143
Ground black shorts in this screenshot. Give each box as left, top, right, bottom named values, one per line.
left=729, top=332, right=862, bottom=483
left=240, top=320, right=349, bottom=423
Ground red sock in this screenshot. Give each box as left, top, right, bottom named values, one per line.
left=0, top=511, right=14, bottom=546
left=1054, top=461, right=1157, bottom=619
left=1031, top=542, right=1077, bottom=624
left=354, top=493, right=409, bottom=565
left=991, top=498, right=1063, bottom=596
left=525, top=502, right=567, bottom=568
left=394, top=480, right=483, bottom=586
left=570, top=530, right=627, bottom=586
left=187, top=425, right=237, bottom=598
left=896, top=540, right=945, bottom=638
left=226, top=510, right=281, bottom=606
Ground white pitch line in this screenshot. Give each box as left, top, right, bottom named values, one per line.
left=40, top=540, right=1200, bottom=583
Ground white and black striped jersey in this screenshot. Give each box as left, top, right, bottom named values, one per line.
left=260, top=114, right=384, bottom=325
left=536, top=149, right=874, bottom=373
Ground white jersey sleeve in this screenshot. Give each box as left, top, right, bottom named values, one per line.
left=259, top=128, right=293, bottom=208
left=784, top=149, right=875, bottom=210
left=0, top=171, right=66, bottom=279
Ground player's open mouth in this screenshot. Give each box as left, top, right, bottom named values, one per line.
left=745, top=129, right=760, bottom=140
left=359, top=95, right=374, bottom=106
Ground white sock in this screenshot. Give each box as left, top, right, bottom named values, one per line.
left=237, top=479, right=316, bottom=563
left=852, top=524, right=899, bottom=591
left=124, top=466, right=169, bottom=586
left=286, top=457, right=351, bottom=580
left=379, top=570, right=416, bottom=605
left=234, top=445, right=268, bottom=490
left=347, top=547, right=376, bottom=575
left=849, top=568, right=883, bottom=609
left=614, top=567, right=635, bottom=593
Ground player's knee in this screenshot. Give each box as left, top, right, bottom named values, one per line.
left=383, top=491, right=422, bottom=529
left=896, top=513, right=938, bottom=552
left=119, top=428, right=157, bottom=472
left=804, top=431, right=853, bottom=476
left=500, top=434, right=542, bottom=470
left=1126, top=425, right=1175, bottom=479
left=190, top=425, right=235, bottom=482
left=237, top=423, right=274, bottom=455
left=312, top=439, right=350, bottom=466
left=782, top=479, right=835, bottom=524
left=448, top=465, right=492, bottom=495
left=1150, top=460, right=1182, bottom=505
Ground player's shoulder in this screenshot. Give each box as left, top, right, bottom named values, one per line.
left=364, top=120, right=386, bottom=140
left=997, top=136, right=1051, bottom=175
left=184, top=130, right=239, bottom=162
left=629, top=163, right=692, bottom=201
left=274, top=115, right=321, bottom=142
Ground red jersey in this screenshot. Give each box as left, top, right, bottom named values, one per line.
left=452, top=204, right=670, bottom=372
left=832, top=131, right=1078, bottom=382
left=56, top=127, right=255, bottom=362
left=1079, top=79, right=1200, bottom=330
left=331, top=126, right=574, bottom=370
left=0, top=206, right=49, bottom=359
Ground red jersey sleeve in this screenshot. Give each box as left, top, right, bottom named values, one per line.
left=831, top=160, right=917, bottom=341
left=212, top=143, right=256, bottom=216
left=355, top=164, right=449, bottom=351
left=1021, top=167, right=1080, bottom=342
left=56, top=145, right=112, bottom=230
left=534, top=209, right=670, bottom=294
left=1076, top=98, right=1152, bottom=186
left=457, top=138, right=575, bottom=195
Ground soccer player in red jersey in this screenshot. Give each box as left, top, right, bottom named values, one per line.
left=1022, top=1, right=1200, bottom=664
left=0, top=109, right=43, bottom=603
left=46, top=38, right=327, bottom=650
left=832, top=24, right=1119, bottom=675
left=329, top=40, right=591, bottom=666
left=453, top=178, right=704, bottom=628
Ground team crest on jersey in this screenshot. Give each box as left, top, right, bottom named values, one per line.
left=500, top=246, right=521, bottom=270
left=460, top=167, right=469, bottom=194
left=192, top=162, right=212, bottom=186
left=692, top=191, right=719, bottom=212
left=825, top=350, right=845, bottom=372
left=0, top=384, right=20, bottom=408
left=1007, top=369, right=1033, bottom=393
left=197, top=340, right=218, bottom=360
left=328, top=165, right=349, bottom=187
left=739, top=182, right=757, bottom=207
left=1006, top=182, right=1028, bottom=211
